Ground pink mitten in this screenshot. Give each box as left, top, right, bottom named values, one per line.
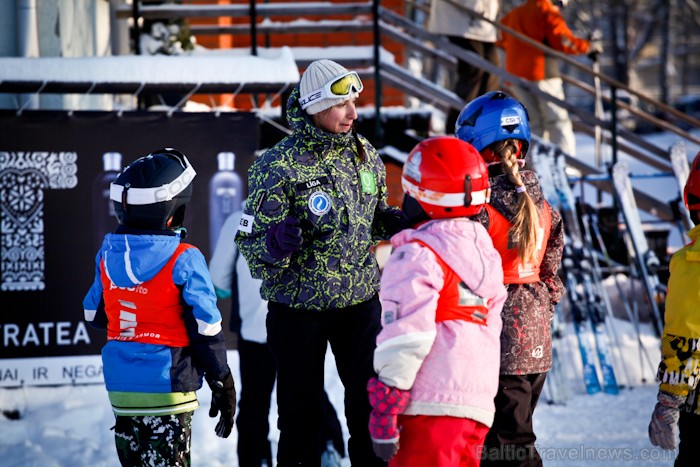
left=367, top=377, right=411, bottom=461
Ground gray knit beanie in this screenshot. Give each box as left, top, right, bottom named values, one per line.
left=299, top=59, right=358, bottom=115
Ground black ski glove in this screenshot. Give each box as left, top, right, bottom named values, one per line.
left=206, top=370, right=236, bottom=438
left=376, top=209, right=410, bottom=236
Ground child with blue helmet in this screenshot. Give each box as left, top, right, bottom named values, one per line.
left=457, top=91, right=565, bottom=466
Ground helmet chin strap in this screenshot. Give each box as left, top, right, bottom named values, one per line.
left=167, top=214, right=188, bottom=238
left=121, top=183, right=131, bottom=215
left=463, top=175, right=472, bottom=207
left=401, top=195, right=430, bottom=226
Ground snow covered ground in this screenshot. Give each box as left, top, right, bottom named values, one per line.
left=0, top=318, right=677, bottom=466
left=533, top=317, right=674, bottom=467
left=2, top=129, right=697, bottom=466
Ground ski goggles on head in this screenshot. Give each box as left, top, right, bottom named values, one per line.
left=299, top=71, right=364, bottom=110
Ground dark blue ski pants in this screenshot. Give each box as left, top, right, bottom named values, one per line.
left=266, top=296, right=386, bottom=467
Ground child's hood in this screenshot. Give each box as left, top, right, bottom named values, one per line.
left=100, top=233, right=180, bottom=287
left=390, top=217, right=504, bottom=295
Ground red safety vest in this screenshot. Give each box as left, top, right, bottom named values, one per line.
left=101, top=243, right=193, bottom=347
left=413, top=241, right=489, bottom=325
left=484, top=203, right=551, bottom=284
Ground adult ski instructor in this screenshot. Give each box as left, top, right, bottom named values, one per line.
left=235, top=59, right=407, bottom=466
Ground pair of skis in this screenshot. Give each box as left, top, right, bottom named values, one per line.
left=608, top=161, right=667, bottom=337
left=530, top=139, right=620, bottom=396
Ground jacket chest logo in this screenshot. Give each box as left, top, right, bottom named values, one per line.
left=308, top=191, right=332, bottom=216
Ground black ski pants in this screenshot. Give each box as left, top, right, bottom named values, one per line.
left=481, top=372, right=547, bottom=467
left=236, top=338, right=345, bottom=467
left=676, top=411, right=700, bottom=467
left=266, top=296, right=386, bottom=467
left=114, top=412, right=192, bottom=467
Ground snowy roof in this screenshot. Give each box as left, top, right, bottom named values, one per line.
left=0, top=47, right=300, bottom=94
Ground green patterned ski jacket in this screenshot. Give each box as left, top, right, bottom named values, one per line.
left=235, top=86, right=399, bottom=311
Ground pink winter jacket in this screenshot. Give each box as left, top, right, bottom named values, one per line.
left=374, top=218, right=507, bottom=427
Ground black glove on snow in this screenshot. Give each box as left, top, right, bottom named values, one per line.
left=206, top=370, right=236, bottom=438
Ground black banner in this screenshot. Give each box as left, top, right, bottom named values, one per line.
left=0, top=110, right=258, bottom=380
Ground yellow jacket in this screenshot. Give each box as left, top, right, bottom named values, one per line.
left=657, top=224, right=700, bottom=410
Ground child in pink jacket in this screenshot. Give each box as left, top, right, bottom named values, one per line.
left=368, top=136, right=507, bottom=466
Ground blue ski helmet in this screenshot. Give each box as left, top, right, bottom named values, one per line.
left=455, top=91, right=531, bottom=158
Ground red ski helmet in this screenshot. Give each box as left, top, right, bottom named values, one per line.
left=684, top=150, right=700, bottom=212
left=401, top=136, right=490, bottom=219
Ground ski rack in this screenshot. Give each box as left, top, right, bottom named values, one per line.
left=530, top=137, right=621, bottom=395
left=585, top=204, right=657, bottom=383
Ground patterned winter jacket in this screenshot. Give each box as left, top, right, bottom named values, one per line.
left=235, top=86, right=400, bottom=311
left=656, top=224, right=700, bottom=415
left=475, top=167, right=564, bottom=374
left=375, top=218, right=507, bottom=427
left=83, top=228, right=230, bottom=416
left=498, top=0, right=591, bottom=81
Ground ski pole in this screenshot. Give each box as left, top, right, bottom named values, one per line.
left=579, top=201, right=633, bottom=390
left=589, top=209, right=656, bottom=383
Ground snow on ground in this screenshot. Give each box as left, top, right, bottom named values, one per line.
left=532, top=317, right=675, bottom=467
left=534, top=386, right=675, bottom=466
left=0, top=317, right=678, bottom=467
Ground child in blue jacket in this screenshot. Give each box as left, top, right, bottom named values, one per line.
left=83, top=148, right=236, bottom=466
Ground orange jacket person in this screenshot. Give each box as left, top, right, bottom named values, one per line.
left=498, top=0, right=598, bottom=157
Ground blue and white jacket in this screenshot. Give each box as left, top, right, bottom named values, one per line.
left=83, top=227, right=229, bottom=416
